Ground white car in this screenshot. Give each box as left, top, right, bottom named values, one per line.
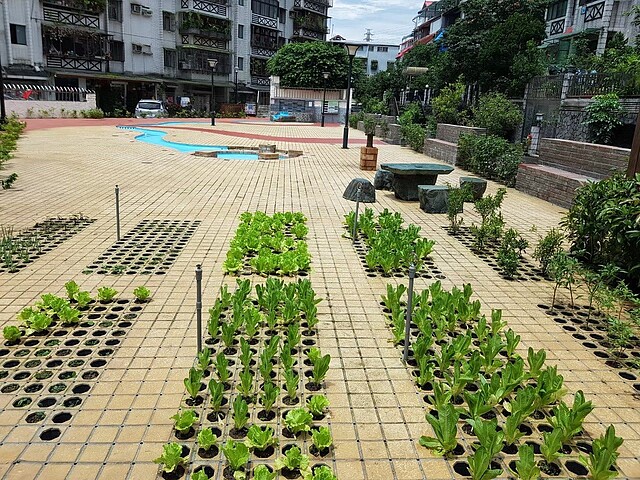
left=135, top=99, right=167, bottom=118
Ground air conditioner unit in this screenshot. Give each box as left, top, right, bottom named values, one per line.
left=131, top=3, right=142, bottom=14
left=179, top=61, right=191, bottom=69
left=132, top=44, right=143, bottom=53
left=142, top=45, right=152, bottom=54
left=142, top=7, right=152, bottom=16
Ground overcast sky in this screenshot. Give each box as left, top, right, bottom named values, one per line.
left=328, top=0, right=425, bottom=45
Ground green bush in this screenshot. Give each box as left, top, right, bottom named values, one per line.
left=472, top=92, right=523, bottom=139
left=364, top=98, right=388, bottom=115
left=398, top=102, right=426, bottom=126
left=583, top=93, right=624, bottom=145
left=457, top=134, right=522, bottom=186
left=563, top=173, right=640, bottom=288
left=349, top=111, right=364, bottom=129
left=432, top=81, right=465, bottom=125
left=81, top=108, right=105, bottom=119
left=400, top=124, right=426, bottom=152
left=0, top=116, right=26, bottom=167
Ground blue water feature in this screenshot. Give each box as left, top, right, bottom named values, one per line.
left=119, top=126, right=228, bottom=153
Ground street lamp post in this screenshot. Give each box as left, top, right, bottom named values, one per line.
left=207, top=58, right=218, bottom=126
left=339, top=42, right=361, bottom=149
left=321, top=71, right=329, bottom=127
left=234, top=67, right=239, bottom=104
left=0, top=48, right=6, bottom=124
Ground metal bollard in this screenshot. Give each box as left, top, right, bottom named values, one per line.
left=195, top=264, right=203, bottom=354
left=115, top=185, right=121, bottom=241
left=403, top=264, right=416, bottom=363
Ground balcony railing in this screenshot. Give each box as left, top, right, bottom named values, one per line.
left=179, top=26, right=230, bottom=40
left=43, top=6, right=100, bottom=28
left=251, top=45, right=277, bottom=57
left=46, top=54, right=103, bottom=71
left=180, top=0, right=228, bottom=17
left=585, top=2, right=604, bottom=22
left=292, top=0, right=331, bottom=15
left=567, top=73, right=638, bottom=98
left=181, top=34, right=228, bottom=50
left=251, top=75, right=270, bottom=87
left=251, top=13, right=278, bottom=29
left=42, top=0, right=104, bottom=13
left=549, top=18, right=564, bottom=35
left=292, top=27, right=326, bottom=40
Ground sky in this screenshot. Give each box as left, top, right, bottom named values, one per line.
left=328, top=0, right=425, bottom=46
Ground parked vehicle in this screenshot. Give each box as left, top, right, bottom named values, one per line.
left=135, top=100, right=167, bottom=118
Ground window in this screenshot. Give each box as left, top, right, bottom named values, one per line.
left=546, top=0, right=567, bottom=20
left=239, top=0, right=244, bottom=5
left=163, top=12, right=175, bottom=31
left=108, top=0, right=123, bottom=21
left=386, top=61, right=394, bottom=69
left=251, top=0, right=278, bottom=18
left=238, top=57, right=244, bottom=70
left=238, top=24, right=244, bottom=38
left=251, top=25, right=278, bottom=49
left=109, top=40, right=124, bottom=61
left=370, top=60, right=378, bottom=71
left=10, top=24, right=26, bottom=45
left=279, top=8, right=286, bottom=23
left=132, top=43, right=143, bottom=54
left=377, top=46, right=388, bottom=52
left=164, top=49, right=177, bottom=68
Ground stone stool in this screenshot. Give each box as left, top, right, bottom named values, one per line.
left=373, top=169, right=394, bottom=191
left=459, top=176, right=487, bottom=201
left=418, top=185, right=449, bottom=213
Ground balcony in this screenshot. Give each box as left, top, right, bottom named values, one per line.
left=251, top=75, right=270, bottom=88
left=251, top=45, right=277, bottom=58
left=584, top=2, right=604, bottom=22
left=549, top=18, right=565, bottom=35
left=43, top=6, right=100, bottom=28
left=180, top=34, right=228, bottom=51
left=42, top=0, right=105, bottom=13
left=292, top=0, right=331, bottom=16
left=179, top=0, right=228, bottom=18
left=251, top=13, right=278, bottom=30
left=46, top=54, right=103, bottom=71
left=291, top=27, right=326, bottom=41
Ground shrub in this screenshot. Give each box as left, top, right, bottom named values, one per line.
left=349, top=111, right=364, bottom=129
left=81, top=108, right=105, bottom=119
left=432, top=81, right=465, bottom=125
left=583, top=93, right=624, bottom=145
left=472, top=92, right=523, bottom=139
left=398, top=102, right=426, bottom=126
left=364, top=98, right=388, bottom=114
left=562, top=173, right=640, bottom=288
left=400, top=123, right=426, bottom=152
left=457, top=134, right=522, bottom=186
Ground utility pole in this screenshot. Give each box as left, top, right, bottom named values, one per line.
left=364, top=29, right=373, bottom=42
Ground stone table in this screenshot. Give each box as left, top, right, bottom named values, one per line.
left=381, top=163, right=455, bottom=201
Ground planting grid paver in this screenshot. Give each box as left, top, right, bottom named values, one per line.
left=0, top=119, right=638, bottom=479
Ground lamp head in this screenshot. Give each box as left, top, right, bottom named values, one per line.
left=323, top=71, right=330, bottom=80
left=207, top=58, right=218, bottom=69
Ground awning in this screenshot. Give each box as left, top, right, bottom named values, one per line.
left=396, top=45, right=414, bottom=59
left=416, top=33, right=435, bottom=46
left=541, top=27, right=600, bottom=46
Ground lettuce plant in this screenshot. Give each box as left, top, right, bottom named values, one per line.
left=239, top=338, right=252, bottom=369
left=197, top=348, right=211, bottom=372
left=171, top=409, right=198, bottom=433
left=243, top=306, right=261, bottom=337
left=550, top=390, right=593, bottom=443
left=259, top=354, right=274, bottom=383
left=468, top=418, right=503, bottom=457
left=512, top=444, right=540, bottom=480
left=284, top=408, right=313, bottom=434
left=221, top=321, right=236, bottom=349
left=245, top=425, right=277, bottom=451
left=3, top=325, right=22, bottom=342
left=260, top=381, right=279, bottom=413
left=540, top=428, right=564, bottom=464
left=504, top=329, right=520, bottom=358
left=283, top=368, right=299, bottom=400
left=133, top=286, right=151, bottom=301
left=280, top=342, right=294, bottom=371
left=97, top=286, right=117, bottom=302
left=287, top=322, right=301, bottom=346
left=198, top=427, right=218, bottom=451
left=307, top=395, right=329, bottom=417
left=310, top=350, right=331, bottom=385
left=184, top=367, right=203, bottom=399
left=237, top=368, right=254, bottom=398
left=222, top=441, right=250, bottom=478
left=309, top=466, right=337, bottom=480
left=527, top=347, right=546, bottom=378
left=215, top=353, right=231, bottom=383
left=311, top=426, right=333, bottom=451
left=153, top=442, right=186, bottom=473
left=232, top=396, right=249, bottom=431
left=75, top=291, right=92, bottom=308
left=208, top=379, right=224, bottom=412
left=274, top=445, right=311, bottom=477
left=191, top=470, right=209, bottom=480
left=58, top=306, right=80, bottom=324
left=579, top=425, right=623, bottom=480
left=419, top=403, right=459, bottom=456
left=25, top=312, right=52, bottom=333
left=253, top=465, right=277, bottom=480
left=64, top=280, right=80, bottom=301
left=468, top=446, right=502, bottom=480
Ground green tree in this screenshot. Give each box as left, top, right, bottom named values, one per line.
left=268, top=41, right=363, bottom=89
left=472, top=92, right=523, bottom=139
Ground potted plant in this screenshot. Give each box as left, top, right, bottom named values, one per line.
left=360, top=116, right=378, bottom=171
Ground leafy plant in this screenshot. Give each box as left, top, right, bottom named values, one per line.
left=191, top=470, right=210, bottom=480
left=64, top=280, right=80, bottom=301
left=583, top=93, right=624, bottom=144
left=198, top=427, right=218, bottom=451
left=3, top=325, right=22, bottom=342
left=208, top=379, right=224, bottom=412
left=215, top=352, right=231, bottom=383
left=97, top=286, right=117, bottom=302
left=311, top=426, right=333, bottom=451
left=447, top=185, right=472, bottom=233
left=237, top=368, right=254, bottom=398
left=184, top=367, right=203, bottom=399
left=419, top=403, right=459, bottom=456
left=549, top=390, right=593, bottom=443
left=260, top=380, right=279, bottom=412
left=197, top=348, right=211, bottom=371
left=222, top=441, right=250, bottom=478
left=171, top=409, right=198, bottom=432
left=533, top=228, right=565, bottom=275
left=253, top=465, right=277, bottom=480
left=307, top=395, right=329, bottom=417
left=133, top=286, right=151, bottom=301
left=512, top=444, right=540, bottom=480
left=153, top=442, right=187, bottom=473
left=284, top=408, right=313, bottom=434
left=232, top=396, right=249, bottom=431
left=468, top=418, right=504, bottom=457
left=75, top=291, right=92, bottom=308
left=472, top=92, right=523, bottom=139
left=274, top=445, right=311, bottom=477
left=468, top=446, right=502, bottom=480
left=308, top=466, right=337, bottom=480
left=540, top=428, right=564, bottom=464
left=245, top=425, right=277, bottom=451
left=458, top=134, right=522, bottom=186
left=58, top=306, right=80, bottom=324
left=310, top=349, right=331, bottom=385
left=579, top=425, right=623, bottom=480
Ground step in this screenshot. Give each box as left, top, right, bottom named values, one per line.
left=515, top=163, right=597, bottom=209
left=423, top=138, right=458, bottom=165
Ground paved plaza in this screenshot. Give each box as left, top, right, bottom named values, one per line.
left=0, top=119, right=638, bottom=479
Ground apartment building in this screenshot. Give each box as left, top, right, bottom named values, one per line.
left=355, top=43, right=399, bottom=76
left=0, top=0, right=331, bottom=112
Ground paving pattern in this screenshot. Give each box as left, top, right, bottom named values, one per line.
left=0, top=118, right=638, bottom=479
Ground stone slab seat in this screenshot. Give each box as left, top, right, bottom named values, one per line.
left=381, top=163, right=454, bottom=201
left=515, top=163, right=596, bottom=209
left=423, top=138, right=458, bottom=166
left=418, top=185, right=450, bottom=213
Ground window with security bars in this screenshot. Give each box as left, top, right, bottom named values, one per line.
left=546, top=0, right=567, bottom=20
left=109, top=0, right=123, bottom=21
left=109, top=41, right=124, bottom=61
left=252, top=0, right=278, bottom=18
left=164, top=49, right=177, bottom=68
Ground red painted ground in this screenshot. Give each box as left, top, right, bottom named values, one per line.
left=22, top=117, right=376, bottom=145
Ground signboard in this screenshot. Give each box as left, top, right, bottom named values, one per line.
left=326, top=101, right=339, bottom=114
left=245, top=103, right=257, bottom=116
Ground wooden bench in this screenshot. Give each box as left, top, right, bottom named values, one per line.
left=380, top=163, right=454, bottom=201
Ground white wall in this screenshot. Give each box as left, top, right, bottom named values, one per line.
left=6, top=96, right=98, bottom=118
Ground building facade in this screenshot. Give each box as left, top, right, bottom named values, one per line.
left=0, top=0, right=332, bottom=113
left=354, top=42, right=399, bottom=76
